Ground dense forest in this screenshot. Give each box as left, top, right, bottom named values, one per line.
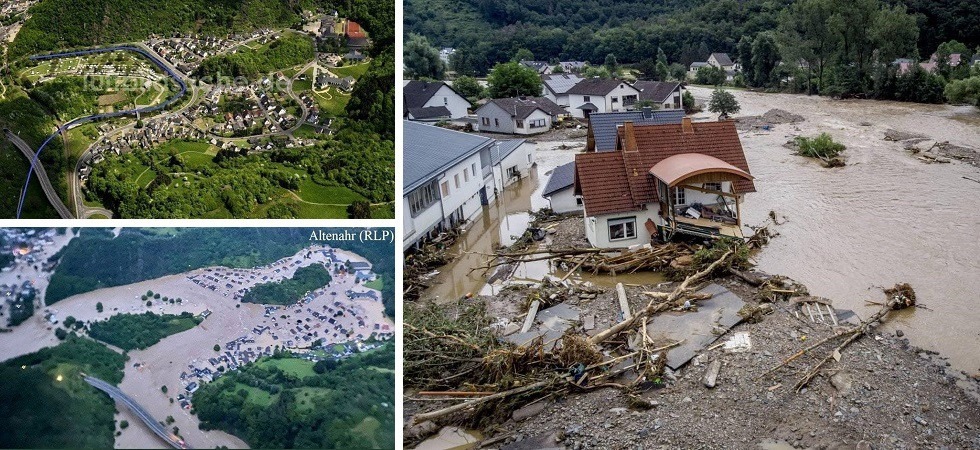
left=45, top=228, right=395, bottom=317
left=242, top=264, right=333, bottom=305
left=194, top=344, right=395, bottom=449
left=9, top=0, right=308, bottom=58
left=88, top=311, right=202, bottom=350
left=406, top=0, right=980, bottom=89
left=0, top=336, right=126, bottom=448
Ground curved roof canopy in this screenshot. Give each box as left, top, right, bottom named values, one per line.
left=649, top=153, right=754, bottom=187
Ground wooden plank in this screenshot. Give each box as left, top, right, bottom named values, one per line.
left=813, top=302, right=825, bottom=323
left=521, top=300, right=540, bottom=333
left=616, top=283, right=632, bottom=321
left=828, top=305, right=839, bottom=326
left=804, top=303, right=816, bottom=322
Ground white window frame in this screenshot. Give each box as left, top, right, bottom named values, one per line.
left=608, top=217, right=637, bottom=241
left=674, top=187, right=686, bottom=205
left=703, top=182, right=722, bottom=192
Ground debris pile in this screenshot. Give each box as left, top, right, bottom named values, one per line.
left=404, top=229, right=461, bottom=302
left=886, top=129, right=980, bottom=167
left=736, top=108, right=805, bottom=131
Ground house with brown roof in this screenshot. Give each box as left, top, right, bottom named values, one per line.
left=566, top=78, right=641, bottom=119
left=475, top=96, right=568, bottom=135
left=632, top=81, right=684, bottom=110
left=574, top=118, right=755, bottom=247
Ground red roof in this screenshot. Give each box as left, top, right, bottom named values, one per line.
left=346, top=21, right=365, bottom=39
left=575, top=120, right=755, bottom=216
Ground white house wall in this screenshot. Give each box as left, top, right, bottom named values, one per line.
left=491, top=142, right=536, bottom=191
left=585, top=207, right=660, bottom=248
left=546, top=187, right=582, bottom=214
left=423, top=85, right=470, bottom=118
left=403, top=152, right=487, bottom=250
left=476, top=102, right=517, bottom=134
left=514, top=109, right=553, bottom=135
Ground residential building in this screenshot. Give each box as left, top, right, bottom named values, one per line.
left=542, top=161, right=582, bottom=213
left=520, top=60, right=552, bottom=75
left=707, top=53, right=736, bottom=71
left=475, top=97, right=567, bottom=135
left=585, top=109, right=686, bottom=152
left=566, top=79, right=641, bottom=118
left=688, top=62, right=710, bottom=79
left=575, top=118, right=755, bottom=248
left=403, top=122, right=535, bottom=249
left=559, top=61, right=588, bottom=73
left=403, top=80, right=471, bottom=120
left=632, top=81, right=684, bottom=110
left=541, top=73, right=584, bottom=107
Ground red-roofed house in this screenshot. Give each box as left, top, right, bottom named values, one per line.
left=574, top=118, right=755, bottom=247
left=346, top=20, right=365, bottom=38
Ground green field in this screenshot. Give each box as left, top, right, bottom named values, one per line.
left=234, top=382, right=275, bottom=407
left=259, top=358, right=317, bottom=379
left=66, top=124, right=100, bottom=159
left=363, top=277, right=384, bottom=291
left=313, top=89, right=350, bottom=117
left=331, top=62, right=371, bottom=79
left=292, top=123, right=320, bottom=139
left=296, top=179, right=367, bottom=204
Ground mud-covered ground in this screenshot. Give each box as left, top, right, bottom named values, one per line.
left=407, top=271, right=980, bottom=449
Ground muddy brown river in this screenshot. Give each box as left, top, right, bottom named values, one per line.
left=420, top=88, right=980, bottom=378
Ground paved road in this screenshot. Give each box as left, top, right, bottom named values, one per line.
left=15, top=45, right=189, bottom=218
left=5, top=130, right=74, bottom=218
left=83, top=376, right=189, bottom=449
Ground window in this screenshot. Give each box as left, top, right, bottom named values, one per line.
left=529, top=118, right=546, bottom=128
left=674, top=188, right=686, bottom=205
left=443, top=97, right=448, bottom=105
left=408, top=181, right=438, bottom=217
left=576, top=197, right=584, bottom=206
left=608, top=217, right=637, bottom=241
left=703, top=182, right=722, bottom=191
left=623, top=95, right=638, bottom=106
left=612, top=96, right=619, bottom=103
left=507, top=166, right=519, bottom=178
left=464, top=168, right=469, bottom=182
left=481, top=117, right=490, bottom=126
left=583, top=95, right=590, bottom=102
left=494, top=118, right=499, bottom=127
left=454, top=174, right=460, bottom=189
left=472, top=163, right=477, bottom=178
left=441, top=181, right=450, bottom=197
left=516, top=119, right=524, bottom=128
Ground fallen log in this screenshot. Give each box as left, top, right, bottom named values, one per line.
left=589, top=248, right=735, bottom=345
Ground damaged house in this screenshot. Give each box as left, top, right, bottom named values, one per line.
left=575, top=117, right=755, bottom=247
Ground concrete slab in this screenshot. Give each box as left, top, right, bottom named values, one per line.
left=645, top=283, right=746, bottom=370
left=503, top=302, right=579, bottom=348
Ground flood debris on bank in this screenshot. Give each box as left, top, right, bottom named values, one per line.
left=735, top=108, right=805, bottom=132
left=885, top=128, right=980, bottom=168
left=404, top=217, right=980, bottom=449
left=405, top=229, right=462, bottom=302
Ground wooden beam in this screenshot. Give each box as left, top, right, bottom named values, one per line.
left=680, top=183, right=739, bottom=199
left=616, top=283, right=632, bottom=321
left=521, top=300, right=540, bottom=333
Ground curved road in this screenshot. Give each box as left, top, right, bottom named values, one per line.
left=83, top=375, right=189, bottom=449
left=15, top=45, right=189, bottom=218
left=5, top=130, right=73, bottom=218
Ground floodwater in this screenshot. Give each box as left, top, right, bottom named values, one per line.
left=688, top=86, right=980, bottom=376
left=423, top=89, right=980, bottom=379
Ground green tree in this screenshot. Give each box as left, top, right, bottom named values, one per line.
left=346, top=200, right=371, bottom=219
left=452, top=75, right=483, bottom=100
left=161, top=385, right=168, bottom=394
left=96, top=302, right=103, bottom=313
left=404, top=33, right=444, bottom=79
left=750, top=32, right=780, bottom=87
left=120, top=420, right=129, bottom=430
left=682, top=90, right=696, bottom=113
left=513, top=48, right=534, bottom=62
left=487, top=62, right=542, bottom=98
left=708, top=88, right=741, bottom=117
left=946, top=76, right=980, bottom=106
left=214, top=344, right=221, bottom=352
left=604, top=53, right=618, bottom=73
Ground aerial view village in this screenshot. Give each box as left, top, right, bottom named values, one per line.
left=0, top=0, right=394, bottom=219
left=0, top=227, right=395, bottom=449
left=403, top=0, right=980, bottom=448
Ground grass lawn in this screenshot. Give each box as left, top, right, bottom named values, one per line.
left=363, top=277, right=384, bottom=291
left=351, top=416, right=382, bottom=448
left=292, top=386, right=332, bottom=413
left=133, top=165, right=157, bottom=187
left=89, top=213, right=109, bottom=219
left=293, top=68, right=314, bottom=92
left=370, top=203, right=395, bottom=219
left=296, top=179, right=367, bottom=204
left=293, top=123, right=321, bottom=139
left=332, top=63, right=370, bottom=79
left=234, top=382, right=275, bottom=407
left=296, top=201, right=348, bottom=219
left=259, top=358, right=316, bottom=379
left=313, top=89, right=350, bottom=117
left=66, top=124, right=99, bottom=159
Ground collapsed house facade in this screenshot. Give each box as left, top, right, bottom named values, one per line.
left=575, top=118, right=755, bottom=248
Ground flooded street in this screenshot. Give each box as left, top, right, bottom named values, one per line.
left=422, top=89, right=980, bottom=378
left=685, top=87, right=980, bottom=376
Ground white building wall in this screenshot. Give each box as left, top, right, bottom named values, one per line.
left=422, top=85, right=470, bottom=118
left=602, top=84, right=641, bottom=113
left=490, top=142, right=536, bottom=191
left=514, top=109, right=553, bottom=135
left=585, top=207, right=661, bottom=248
left=546, top=187, right=582, bottom=214
left=403, top=153, right=486, bottom=250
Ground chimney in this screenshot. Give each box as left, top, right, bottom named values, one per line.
left=682, top=117, right=694, bottom=134
left=623, top=121, right=638, bottom=153
left=641, top=106, right=652, bottom=119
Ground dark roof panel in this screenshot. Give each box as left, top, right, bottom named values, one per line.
left=543, top=161, right=576, bottom=196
